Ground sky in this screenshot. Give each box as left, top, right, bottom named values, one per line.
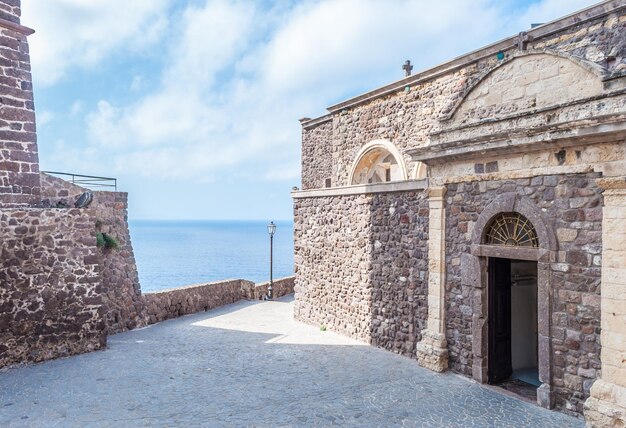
left=22, top=0, right=599, bottom=220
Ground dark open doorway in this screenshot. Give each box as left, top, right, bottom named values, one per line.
left=488, top=257, right=539, bottom=401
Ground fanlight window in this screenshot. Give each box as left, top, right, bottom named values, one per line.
left=351, top=148, right=402, bottom=185
left=484, top=212, right=539, bottom=248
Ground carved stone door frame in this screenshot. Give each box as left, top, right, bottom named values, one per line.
left=463, top=193, right=557, bottom=409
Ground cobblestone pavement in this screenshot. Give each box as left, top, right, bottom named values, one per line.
left=1, top=295, right=584, bottom=427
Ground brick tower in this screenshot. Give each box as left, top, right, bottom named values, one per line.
left=0, top=0, right=39, bottom=207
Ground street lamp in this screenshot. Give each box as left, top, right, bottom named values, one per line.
left=266, top=221, right=276, bottom=300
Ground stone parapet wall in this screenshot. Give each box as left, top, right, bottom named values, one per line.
left=143, top=276, right=295, bottom=325
left=93, top=191, right=144, bottom=334
left=143, top=280, right=246, bottom=325
left=40, top=172, right=86, bottom=207
left=40, top=173, right=144, bottom=334
left=0, top=207, right=105, bottom=368
left=444, top=172, right=603, bottom=414
left=294, top=191, right=429, bottom=357
left=36, top=174, right=294, bottom=356
left=248, top=277, right=295, bottom=300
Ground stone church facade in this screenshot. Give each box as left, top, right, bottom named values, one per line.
left=293, top=1, right=626, bottom=425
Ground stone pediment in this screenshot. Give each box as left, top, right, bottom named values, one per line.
left=408, top=51, right=626, bottom=163
left=441, top=50, right=608, bottom=126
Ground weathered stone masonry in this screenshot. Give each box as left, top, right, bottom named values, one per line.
left=143, top=277, right=295, bottom=325
left=0, top=3, right=110, bottom=368
left=40, top=173, right=144, bottom=334
left=0, top=2, right=38, bottom=208
left=0, top=208, right=105, bottom=367
left=294, top=1, right=626, bottom=424
left=294, top=189, right=429, bottom=357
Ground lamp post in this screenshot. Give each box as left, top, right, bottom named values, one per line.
left=266, top=221, right=276, bottom=300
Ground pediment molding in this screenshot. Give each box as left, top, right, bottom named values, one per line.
left=439, top=50, right=609, bottom=123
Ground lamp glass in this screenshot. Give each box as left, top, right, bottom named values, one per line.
left=267, top=221, right=276, bottom=236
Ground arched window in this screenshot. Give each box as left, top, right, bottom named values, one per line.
left=484, top=212, right=539, bottom=248
left=349, top=140, right=408, bottom=185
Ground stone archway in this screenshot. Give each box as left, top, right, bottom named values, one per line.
left=348, top=140, right=409, bottom=185
left=466, top=192, right=557, bottom=409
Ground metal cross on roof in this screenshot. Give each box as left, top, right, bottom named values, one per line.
left=402, top=60, right=413, bottom=77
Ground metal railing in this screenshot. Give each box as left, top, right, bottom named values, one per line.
left=42, top=171, right=117, bottom=191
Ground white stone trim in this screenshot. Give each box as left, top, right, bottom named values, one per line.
left=426, top=187, right=446, bottom=334
left=584, top=177, right=626, bottom=426
left=348, top=139, right=409, bottom=185
left=416, top=186, right=449, bottom=372
left=413, top=161, right=428, bottom=180
left=292, top=179, right=427, bottom=199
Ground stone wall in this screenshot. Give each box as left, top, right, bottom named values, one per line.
left=143, top=276, right=295, bottom=324
left=143, top=279, right=247, bottom=324
left=300, top=5, right=625, bottom=191
left=301, top=118, right=333, bottom=190
left=249, top=277, right=296, bottom=300
left=294, top=191, right=429, bottom=357
left=0, top=0, right=20, bottom=23
left=40, top=173, right=144, bottom=334
left=95, top=191, right=145, bottom=333
left=444, top=172, right=603, bottom=414
left=0, top=0, right=297, bottom=370
left=0, top=208, right=105, bottom=367
left=40, top=172, right=85, bottom=207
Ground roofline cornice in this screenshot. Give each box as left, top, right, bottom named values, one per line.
left=0, top=17, right=34, bottom=36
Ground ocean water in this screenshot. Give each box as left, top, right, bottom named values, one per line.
left=129, top=220, right=294, bottom=292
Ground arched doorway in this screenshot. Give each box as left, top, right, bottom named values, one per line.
left=468, top=194, right=557, bottom=409
left=484, top=213, right=540, bottom=399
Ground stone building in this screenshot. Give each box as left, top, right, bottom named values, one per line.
left=292, top=1, right=626, bottom=425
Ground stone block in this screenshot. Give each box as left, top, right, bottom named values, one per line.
left=602, top=247, right=626, bottom=270
left=416, top=329, right=448, bottom=372
left=603, top=364, right=626, bottom=389
left=602, top=329, right=626, bottom=351
left=557, top=228, right=578, bottom=242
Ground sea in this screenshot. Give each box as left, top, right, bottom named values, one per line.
left=129, top=220, right=294, bottom=292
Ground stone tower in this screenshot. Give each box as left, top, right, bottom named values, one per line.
left=0, top=0, right=39, bottom=207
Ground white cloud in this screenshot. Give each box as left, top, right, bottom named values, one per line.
left=83, top=0, right=509, bottom=181
left=259, top=0, right=503, bottom=93
left=22, top=0, right=170, bottom=86
left=35, top=0, right=601, bottom=184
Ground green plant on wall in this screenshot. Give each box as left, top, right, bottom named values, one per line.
left=96, top=232, right=119, bottom=250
